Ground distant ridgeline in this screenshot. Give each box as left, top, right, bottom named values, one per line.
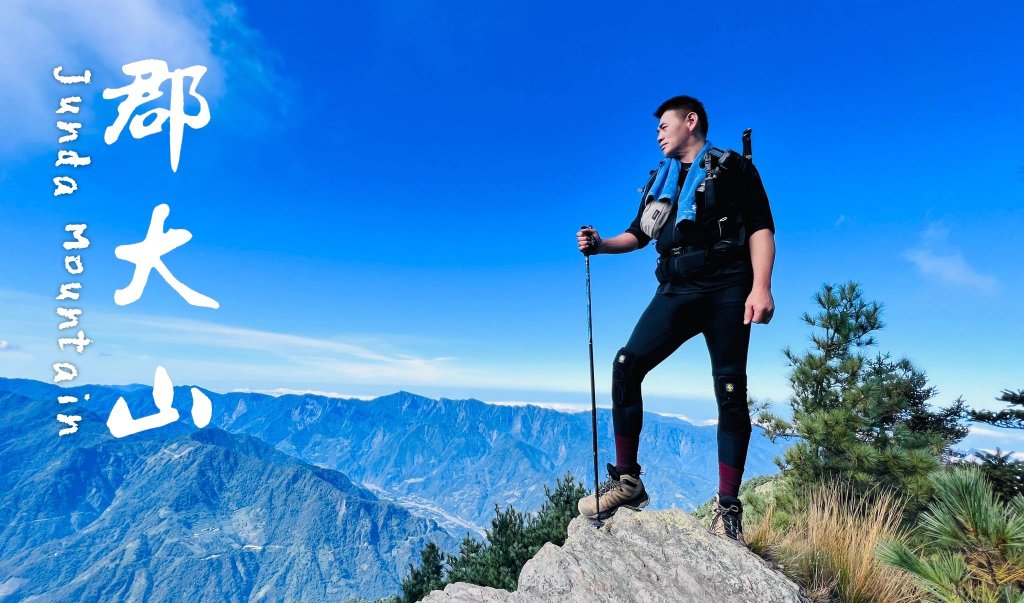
left=0, top=377, right=785, bottom=601
left=0, top=378, right=454, bottom=602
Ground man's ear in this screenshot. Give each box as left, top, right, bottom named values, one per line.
left=686, top=111, right=698, bottom=133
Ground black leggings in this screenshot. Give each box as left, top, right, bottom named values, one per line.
left=612, top=282, right=752, bottom=473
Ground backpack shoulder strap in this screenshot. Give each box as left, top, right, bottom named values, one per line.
left=638, top=162, right=662, bottom=205
left=702, top=147, right=753, bottom=248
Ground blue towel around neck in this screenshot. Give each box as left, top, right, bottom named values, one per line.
left=645, top=140, right=713, bottom=222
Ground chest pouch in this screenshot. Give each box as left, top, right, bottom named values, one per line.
left=638, top=163, right=686, bottom=239
left=640, top=199, right=674, bottom=239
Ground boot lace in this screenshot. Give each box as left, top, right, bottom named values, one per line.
left=595, top=469, right=642, bottom=497
left=596, top=479, right=619, bottom=496
left=711, top=502, right=742, bottom=538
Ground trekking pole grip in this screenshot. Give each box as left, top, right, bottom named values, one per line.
left=580, top=224, right=597, bottom=256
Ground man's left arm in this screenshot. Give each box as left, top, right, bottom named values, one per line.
left=745, top=228, right=775, bottom=325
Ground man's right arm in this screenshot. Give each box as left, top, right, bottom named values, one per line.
left=599, top=232, right=640, bottom=254
left=577, top=229, right=640, bottom=254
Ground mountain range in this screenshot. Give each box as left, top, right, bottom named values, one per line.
left=0, top=379, right=455, bottom=601
left=1, top=378, right=788, bottom=532
left=207, top=389, right=788, bottom=534
left=0, top=377, right=789, bottom=600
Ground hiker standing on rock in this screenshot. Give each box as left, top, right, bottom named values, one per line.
left=576, top=95, right=776, bottom=545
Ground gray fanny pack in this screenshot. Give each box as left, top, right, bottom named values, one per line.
left=639, top=162, right=685, bottom=238
left=640, top=199, right=674, bottom=239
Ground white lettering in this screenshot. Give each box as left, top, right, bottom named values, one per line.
left=57, top=96, right=83, bottom=115
left=56, top=283, right=82, bottom=301
left=53, top=66, right=92, bottom=85
left=56, top=150, right=92, bottom=168
left=57, top=330, right=92, bottom=353
left=65, top=255, right=83, bottom=275
left=56, top=307, right=81, bottom=329
left=57, top=121, right=83, bottom=143
left=53, top=176, right=78, bottom=197
left=52, top=362, right=78, bottom=382
left=57, top=414, right=82, bottom=436
left=63, top=224, right=90, bottom=250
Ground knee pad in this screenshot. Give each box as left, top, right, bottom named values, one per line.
left=714, top=374, right=750, bottom=434
left=612, top=348, right=641, bottom=407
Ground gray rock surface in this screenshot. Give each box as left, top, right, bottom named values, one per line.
left=423, top=508, right=807, bottom=603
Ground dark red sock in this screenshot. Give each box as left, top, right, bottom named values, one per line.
left=718, top=462, right=742, bottom=498
left=615, top=435, right=639, bottom=473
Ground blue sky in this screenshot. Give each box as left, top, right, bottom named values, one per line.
left=1, top=1, right=1022, bottom=450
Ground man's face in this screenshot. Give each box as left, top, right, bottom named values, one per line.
left=657, top=109, right=696, bottom=159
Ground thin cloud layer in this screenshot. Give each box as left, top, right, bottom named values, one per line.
left=113, top=314, right=458, bottom=385
left=970, top=425, right=1024, bottom=443
left=0, top=0, right=287, bottom=156
left=232, top=387, right=378, bottom=401
left=904, top=223, right=998, bottom=294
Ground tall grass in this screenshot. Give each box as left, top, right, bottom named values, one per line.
left=748, top=482, right=922, bottom=603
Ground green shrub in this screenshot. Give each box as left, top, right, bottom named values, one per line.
left=877, top=467, right=1024, bottom=602
left=401, top=472, right=587, bottom=600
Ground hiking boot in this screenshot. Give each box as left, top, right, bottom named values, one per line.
left=577, top=463, right=649, bottom=520
left=709, top=494, right=745, bottom=545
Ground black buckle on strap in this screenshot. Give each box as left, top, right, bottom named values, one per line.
left=668, top=245, right=704, bottom=257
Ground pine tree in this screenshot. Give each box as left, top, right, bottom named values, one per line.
left=400, top=542, right=445, bottom=603
left=524, top=473, right=588, bottom=550
left=476, top=504, right=532, bottom=591
left=972, top=390, right=1024, bottom=430
left=445, top=534, right=486, bottom=585
left=971, top=389, right=1024, bottom=504
left=442, top=504, right=533, bottom=591
left=436, top=473, right=587, bottom=592
left=760, top=282, right=969, bottom=503
left=975, top=449, right=1024, bottom=505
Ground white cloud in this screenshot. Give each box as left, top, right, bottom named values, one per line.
left=387, top=397, right=721, bottom=425
left=0, top=0, right=288, bottom=156
left=970, top=425, right=1024, bottom=443
left=112, top=314, right=458, bottom=384
left=0, top=339, right=31, bottom=362
left=231, top=387, right=377, bottom=401
left=0, top=286, right=580, bottom=393
left=904, top=222, right=998, bottom=294
left=99, top=316, right=603, bottom=392
left=484, top=400, right=593, bottom=413
left=653, top=412, right=718, bottom=426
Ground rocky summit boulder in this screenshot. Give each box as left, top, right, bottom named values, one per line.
left=422, top=508, right=807, bottom=603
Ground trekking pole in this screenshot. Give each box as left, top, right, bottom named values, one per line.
left=581, top=225, right=603, bottom=527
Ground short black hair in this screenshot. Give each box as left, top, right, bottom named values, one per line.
left=654, top=96, right=708, bottom=139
